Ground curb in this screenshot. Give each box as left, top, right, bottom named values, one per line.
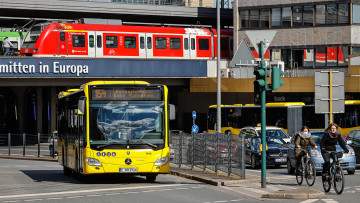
left=262, top=188, right=326, bottom=199
left=0, top=155, right=58, bottom=162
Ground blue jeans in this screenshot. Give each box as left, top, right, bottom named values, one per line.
left=4, top=47, right=10, bottom=56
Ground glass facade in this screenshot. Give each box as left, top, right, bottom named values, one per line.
left=271, top=8, right=281, bottom=27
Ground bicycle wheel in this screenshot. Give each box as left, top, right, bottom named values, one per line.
left=333, top=166, right=345, bottom=195
left=322, top=172, right=331, bottom=193
left=305, top=160, right=316, bottom=186
left=296, top=162, right=303, bottom=185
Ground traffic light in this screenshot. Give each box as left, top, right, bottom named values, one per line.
left=254, top=65, right=267, bottom=93
left=271, top=66, right=284, bottom=90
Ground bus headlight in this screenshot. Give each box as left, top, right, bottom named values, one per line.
left=154, top=157, right=168, bottom=166
left=310, top=149, right=322, bottom=158
left=348, top=148, right=355, bottom=156
left=86, top=158, right=102, bottom=166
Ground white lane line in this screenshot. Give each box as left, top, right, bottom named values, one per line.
left=0, top=184, right=186, bottom=199
left=299, top=199, right=319, bottom=203
left=3, top=201, right=20, bottom=203
left=142, top=190, right=156, bottom=193
left=105, top=193, right=120, bottom=196
left=46, top=198, right=63, bottom=200
left=230, top=200, right=243, bottom=202
left=175, top=187, right=189, bottom=190
left=214, top=201, right=228, bottom=203
left=86, top=194, right=101, bottom=197
left=322, top=199, right=338, bottom=203
left=24, top=199, right=43, bottom=202
left=65, top=196, right=83, bottom=199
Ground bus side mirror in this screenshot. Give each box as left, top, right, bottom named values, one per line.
left=169, top=104, right=175, bottom=120
left=78, top=97, right=86, bottom=115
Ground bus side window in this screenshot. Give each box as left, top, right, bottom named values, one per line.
left=147, top=37, right=152, bottom=49
left=184, top=38, right=189, bottom=50
left=97, top=35, right=102, bottom=48
left=191, top=38, right=195, bottom=50
left=140, top=36, right=145, bottom=49
left=60, top=32, right=65, bottom=41
left=89, top=35, right=94, bottom=48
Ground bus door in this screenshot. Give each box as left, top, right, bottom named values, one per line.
left=145, top=34, right=153, bottom=58
left=139, top=33, right=146, bottom=58
left=57, top=31, right=67, bottom=56
left=183, top=35, right=190, bottom=59
left=88, top=31, right=96, bottom=57
left=77, top=97, right=86, bottom=174
left=96, top=33, right=103, bottom=57
left=190, top=35, right=196, bottom=59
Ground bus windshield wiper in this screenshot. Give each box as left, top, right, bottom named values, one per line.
left=129, top=140, right=158, bottom=149
left=96, top=142, right=123, bottom=149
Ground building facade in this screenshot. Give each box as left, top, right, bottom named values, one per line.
left=233, top=0, right=360, bottom=76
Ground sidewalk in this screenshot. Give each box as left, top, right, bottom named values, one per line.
left=169, top=164, right=325, bottom=200
left=0, top=155, right=325, bottom=200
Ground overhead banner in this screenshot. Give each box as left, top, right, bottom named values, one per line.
left=0, top=58, right=207, bottom=77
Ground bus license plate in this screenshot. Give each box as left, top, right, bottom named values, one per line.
left=275, top=158, right=286, bottom=162
left=119, top=168, right=138, bottom=173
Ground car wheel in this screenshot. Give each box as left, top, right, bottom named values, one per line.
left=287, top=159, right=295, bottom=174
left=251, top=154, right=258, bottom=169
left=347, top=169, right=355, bottom=175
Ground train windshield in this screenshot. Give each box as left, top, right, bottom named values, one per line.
left=22, top=25, right=42, bottom=48
left=89, top=101, right=165, bottom=149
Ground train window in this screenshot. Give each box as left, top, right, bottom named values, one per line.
left=147, top=37, right=152, bottom=49
left=125, top=36, right=136, bottom=49
left=72, top=35, right=85, bottom=47
left=170, top=38, right=181, bottom=49
left=220, top=39, right=228, bottom=51
left=155, top=37, right=167, bottom=49
left=97, top=35, right=102, bottom=48
left=60, top=32, right=65, bottom=41
left=191, top=38, right=195, bottom=50
left=89, top=35, right=94, bottom=48
left=140, top=37, right=145, bottom=49
left=199, top=38, right=209, bottom=50
left=106, top=36, right=118, bottom=48
left=184, top=38, right=189, bottom=50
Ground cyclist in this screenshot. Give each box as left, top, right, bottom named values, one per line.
left=320, top=123, right=349, bottom=181
left=295, top=126, right=317, bottom=174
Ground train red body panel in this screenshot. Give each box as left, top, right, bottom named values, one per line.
left=21, top=23, right=233, bottom=59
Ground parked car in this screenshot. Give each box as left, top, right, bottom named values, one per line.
left=239, top=126, right=291, bottom=143
left=287, top=130, right=356, bottom=175
left=49, top=131, right=58, bottom=156
left=239, top=135, right=289, bottom=169
left=347, top=129, right=360, bottom=164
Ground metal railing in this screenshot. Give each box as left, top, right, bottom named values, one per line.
left=0, top=133, right=55, bottom=158
left=170, top=131, right=245, bottom=179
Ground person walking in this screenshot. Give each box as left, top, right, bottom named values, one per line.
left=295, top=126, right=317, bottom=174
left=320, top=123, right=349, bottom=180
left=3, top=37, right=13, bottom=56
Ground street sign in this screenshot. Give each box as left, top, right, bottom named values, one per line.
left=246, top=30, right=276, bottom=54
left=192, top=111, right=197, bottom=120
left=229, top=40, right=256, bottom=68
left=192, top=125, right=199, bottom=133
left=315, top=71, right=345, bottom=114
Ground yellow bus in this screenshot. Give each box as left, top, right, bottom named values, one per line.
left=208, top=101, right=360, bottom=136
left=57, top=81, right=174, bottom=181
left=207, top=102, right=305, bottom=136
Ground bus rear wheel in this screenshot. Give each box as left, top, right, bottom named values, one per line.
left=146, top=174, right=157, bottom=182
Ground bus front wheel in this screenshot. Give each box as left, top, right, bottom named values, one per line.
left=146, top=174, right=157, bottom=182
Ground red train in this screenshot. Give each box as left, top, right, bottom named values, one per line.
left=21, top=23, right=233, bottom=59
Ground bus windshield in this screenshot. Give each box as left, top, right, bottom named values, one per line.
left=21, top=25, right=42, bottom=48
left=89, top=101, right=165, bottom=149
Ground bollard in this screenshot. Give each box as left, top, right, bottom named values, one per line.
left=191, top=131, right=194, bottom=169
left=23, top=133, right=26, bottom=157
left=228, top=133, right=231, bottom=177
left=215, top=132, right=218, bottom=173
left=179, top=131, right=182, bottom=168
left=241, top=132, right=245, bottom=179
left=38, top=133, right=40, bottom=157
left=203, top=132, right=207, bottom=171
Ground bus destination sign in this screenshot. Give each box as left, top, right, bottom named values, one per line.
left=91, top=87, right=162, bottom=101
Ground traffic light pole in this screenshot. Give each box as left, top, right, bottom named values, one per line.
left=259, top=41, right=267, bottom=188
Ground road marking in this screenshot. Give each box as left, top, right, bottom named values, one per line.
left=299, top=199, right=318, bottom=203
left=24, top=199, right=43, bottom=202
left=322, top=199, right=338, bottom=203
left=65, top=196, right=83, bottom=199
left=0, top=184, right=187, bottom=199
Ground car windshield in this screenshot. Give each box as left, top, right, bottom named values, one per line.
left=257, top=129, right=289, bottom=139
left=310, top=132, right=324, bottom=144
left=266, top=136, right=286, bottom=145
left=89, top=101, right=165, bottom=148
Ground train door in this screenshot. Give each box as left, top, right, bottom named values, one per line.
left=190, top=35, right=196, bottom=59
left=183, top=35, right=190, bottom=59
left=57, top=31, right=67, bottom=56
left=96, top=33, right=103, bottom=57
left=88, top=31, right=96, bottom=57
left=145, top=34, right=153, bottom=58
left=139, top=33, right=146, bottom=58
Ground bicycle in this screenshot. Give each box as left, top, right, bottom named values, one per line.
left=322, top=151, right=345, bottom=195
left=295, top=146, right=316, bottom=186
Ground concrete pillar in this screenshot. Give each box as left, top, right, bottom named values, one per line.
left=36, top=87, right=43, bottom=134
left=15, top=87, right=26, bottom=133
left=51, top=87, right=57, bottom=133
left=233, top=0, right=239, bottom=50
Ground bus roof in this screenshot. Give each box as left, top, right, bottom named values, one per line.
left=266, top=102, right=305, bottom=107
left=345, top=100, right=360, bottom=105
left=80, top=81, right=150, bottom=89
left=58, top=89, right=81, bottom=99
left=209, top=104, right=242, bottom=108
